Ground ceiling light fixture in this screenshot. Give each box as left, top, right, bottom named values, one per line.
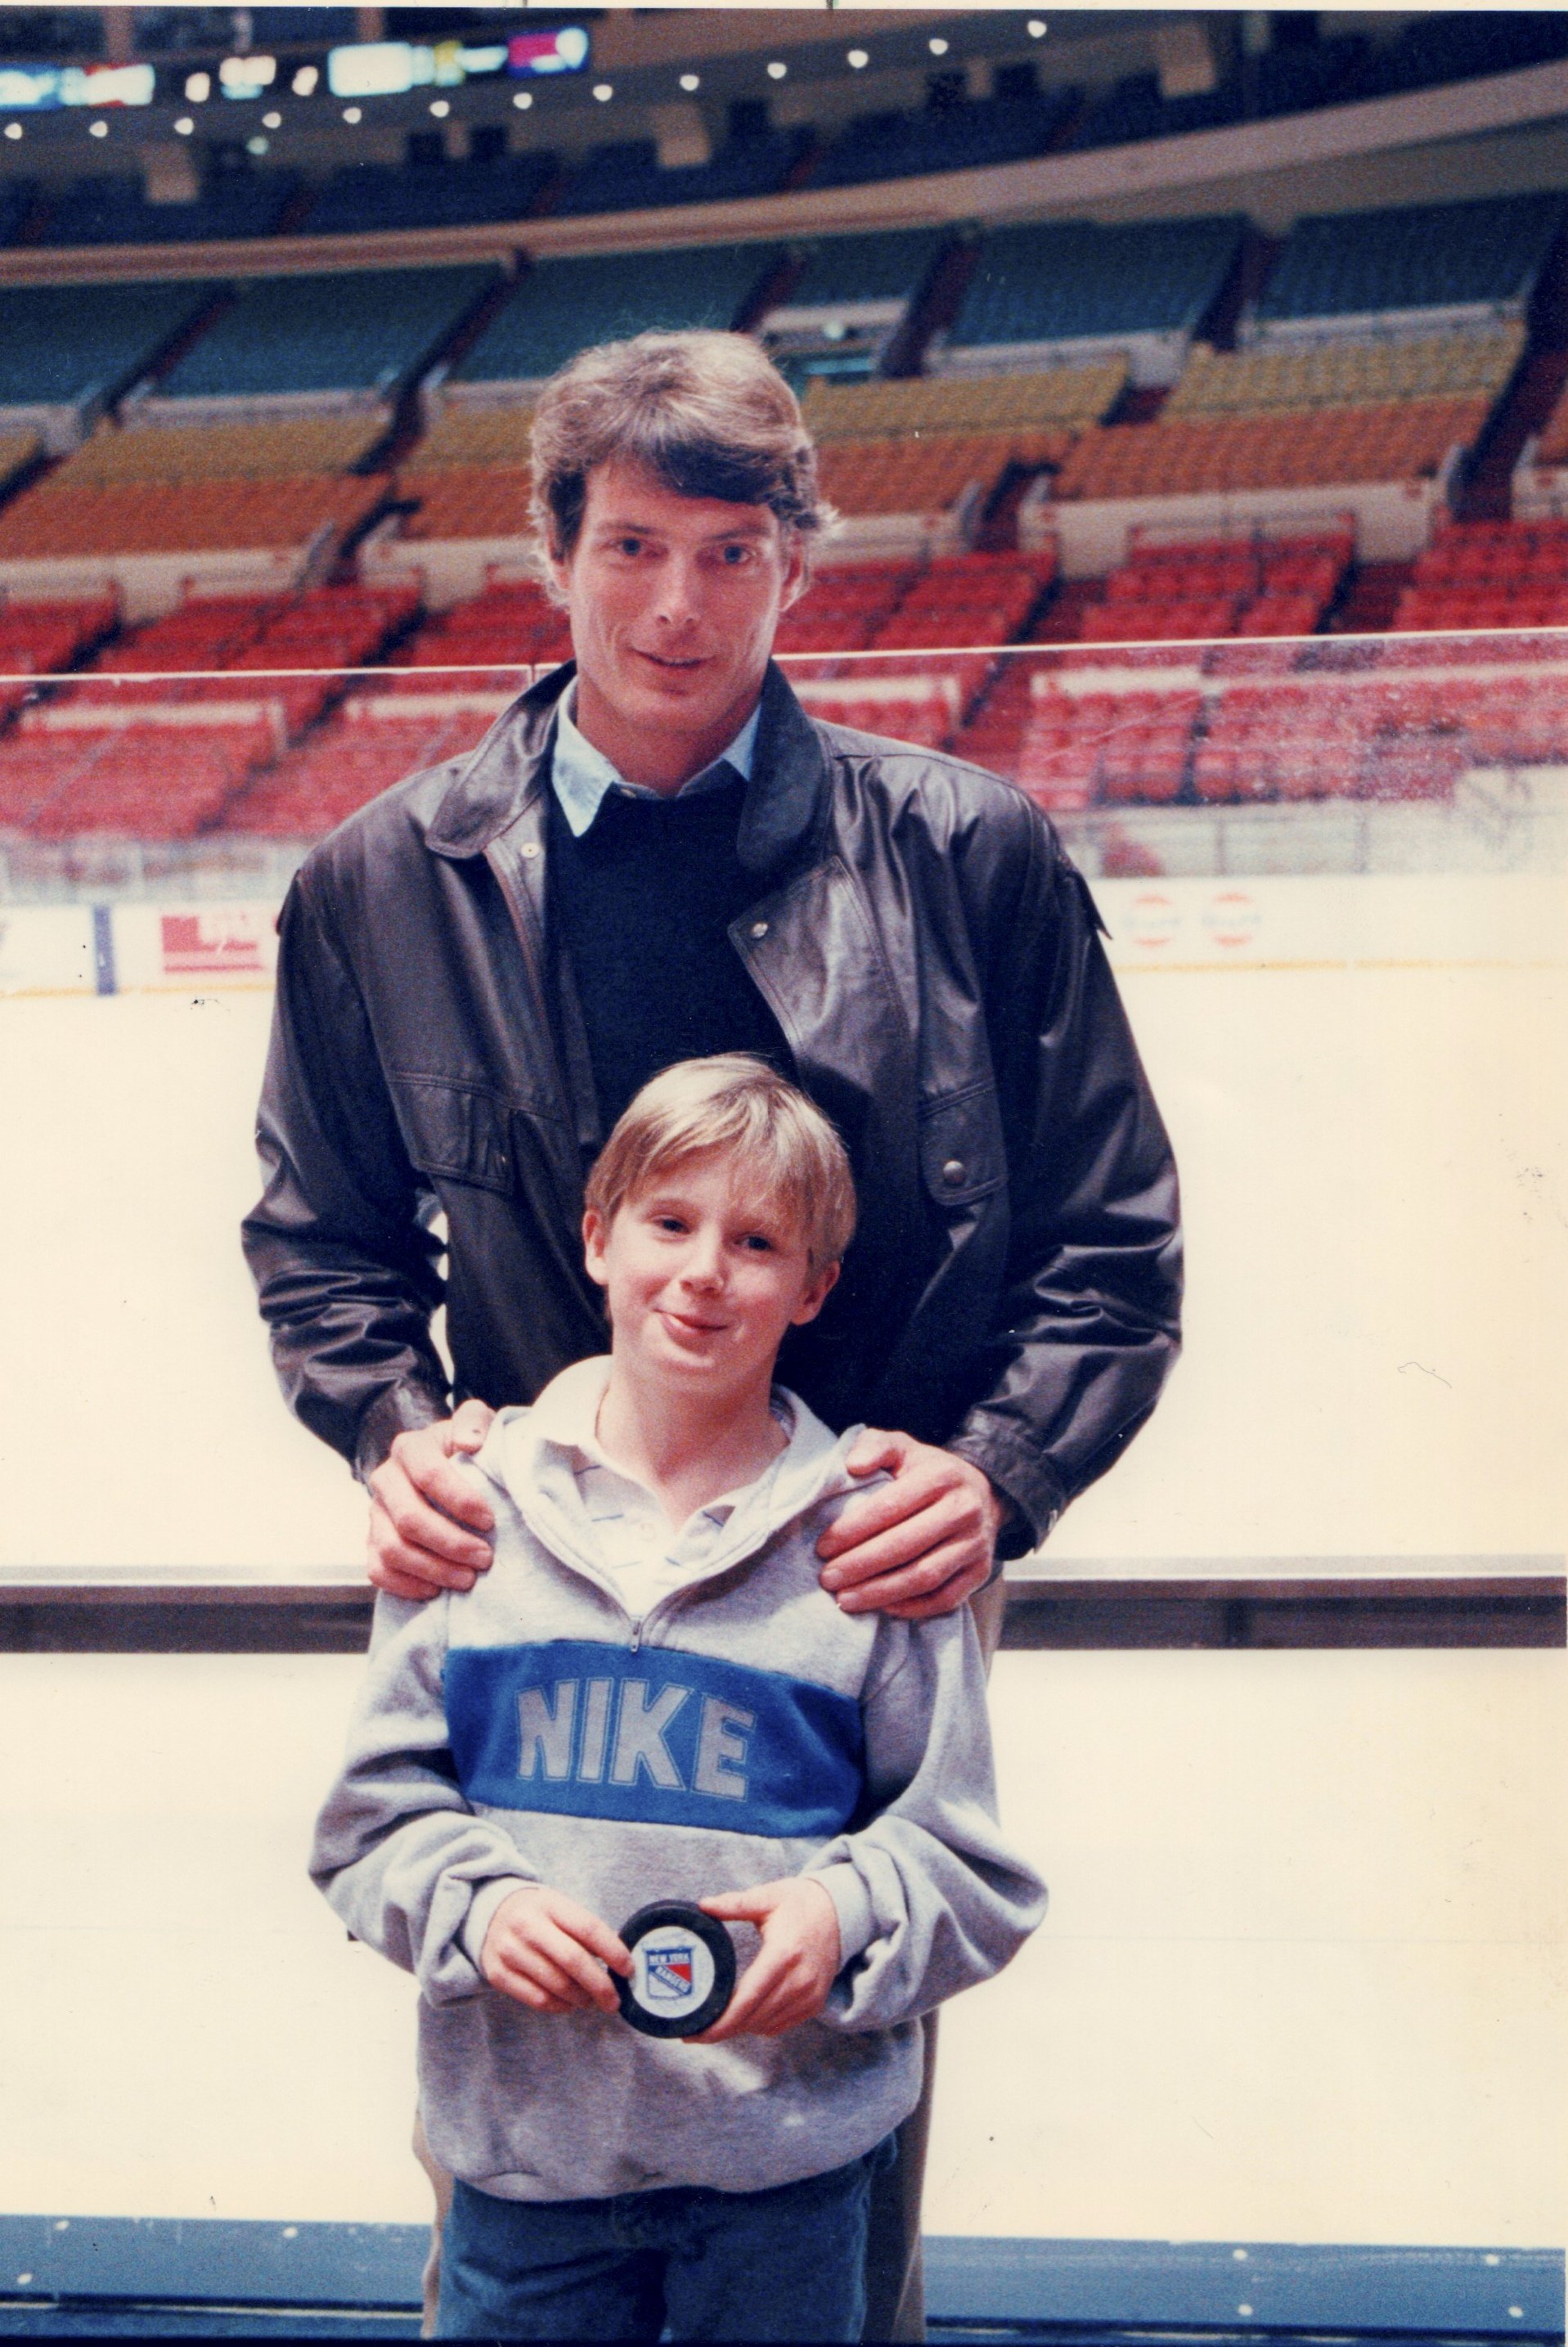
left=679, top=72, right=699, bottom=92
left=342, top=104, right=362, bottom=122
left=3, top=121, right=20, bottom=139
left=429, top=97, right=450, bottom=117
left=245, top=133, right=268, bottom=154
left=512, top=88, right=532, bottom=109
left=1027, top=18, right=1046, bottom=35
left=766, top=61, right=787, bottom=80
left=291, top=63, right=317, bottom=95
left=592, top=81, right=613, bottom=101
left=262, top=109, right=281, bottom=128
left=184, top=70, right=210, bottom=101
left=88, top=117, right=107, bottom=135
left=847, top=48, right=869, bottom=70
left=173, top=115, right=192, bottom=134
left=928, top=37, right=950, bottom=56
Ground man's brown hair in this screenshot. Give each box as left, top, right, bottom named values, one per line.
left=529, top=329, right=834, bottom=571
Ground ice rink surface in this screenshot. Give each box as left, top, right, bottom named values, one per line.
left=1, top=873, right=1563, bottom=2247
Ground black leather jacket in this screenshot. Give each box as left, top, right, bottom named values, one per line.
left=242, top=661, right=1182, bottom=1548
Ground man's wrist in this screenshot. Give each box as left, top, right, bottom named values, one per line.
left=987, top=1482, right=1037, bottom=1567
left=353, top=1384, right=452, bottom=1485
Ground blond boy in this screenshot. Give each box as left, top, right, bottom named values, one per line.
left=312, top=1056, right=1045, bottom=2342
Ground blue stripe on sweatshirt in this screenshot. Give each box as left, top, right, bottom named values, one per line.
left=444, top=1638, right=865, bottom=1838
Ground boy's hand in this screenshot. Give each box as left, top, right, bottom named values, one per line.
left=816, top=1430, right=1006, bottom=1620
left=689, top=1879, right=841, bottom=2042
left=480, top=1886, right=631, bottom=2017
left=367, top=1400, right=498, bottom=1599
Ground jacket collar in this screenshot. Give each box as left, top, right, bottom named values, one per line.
left=423, top=659, right=832, bottom=878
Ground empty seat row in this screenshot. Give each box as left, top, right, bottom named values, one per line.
left=1054, top=398, right=1490, bottom=500
left=800, top=362, right=1125, bottom=442
left=1166, top=323, right=1525, bottom=417
left=50, top=414, right=386, bottom=489
left=815, top=432, right=1069, bottom=519
left=1251, top=192, right=1566, bottom=326
left=949, top=215, right=1243, bottom=353
left=0, top=474, right=384, bottom=560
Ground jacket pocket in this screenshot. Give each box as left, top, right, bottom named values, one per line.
left=390, top=1075, right=515, bottom=1194
left=918, top=1084, right=1007, bottom=1208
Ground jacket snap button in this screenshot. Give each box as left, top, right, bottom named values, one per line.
left=520, top=843, right=541, bottom=859
left=749, top=920, right=769, bottom=940
left=941, top=1158, right=967, bottom=1187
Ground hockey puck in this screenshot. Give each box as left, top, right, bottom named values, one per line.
left=615, top=1900, right=736, bottom=2039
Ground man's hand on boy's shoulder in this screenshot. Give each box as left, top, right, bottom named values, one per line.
left=690, top=1879, right=842, bottom=2044
left=480, top=1884, right=632, bottom=2017
left=815, top=1432, right=1009, bottom=1621
left=366, top=1399, right=499, bottom=1599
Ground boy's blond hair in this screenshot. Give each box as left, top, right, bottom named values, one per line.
left=585, top=1055, right=856, bottom=1274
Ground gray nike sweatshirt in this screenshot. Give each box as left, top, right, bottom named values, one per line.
left=311, top=1360, right=1047, bottom=2203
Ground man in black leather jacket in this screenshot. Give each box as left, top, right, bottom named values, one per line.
left=243, top=329, right=1181, bottom=2339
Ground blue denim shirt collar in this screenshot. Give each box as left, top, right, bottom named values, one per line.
left=550, top=682, right=762, bottom=839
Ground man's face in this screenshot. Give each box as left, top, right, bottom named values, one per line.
left=549, top=455, right=806, bottom=789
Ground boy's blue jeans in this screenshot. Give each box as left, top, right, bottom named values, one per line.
left=435, top=2137, right=894, bottom=2341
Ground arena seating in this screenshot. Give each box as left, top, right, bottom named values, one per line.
left=1068, top=70, right=1242, bottom=151
left=155, top=265, right=499, bottom=402
left=0, top=582, right=421, bottom=839
left=1164, top=324, right=1525, bottom=417
left=56, top=581, right=416, bottom=724
left=0, top=280, right=220, bottom=422
left=35, top=170, right=299, bottom=248
left=0, top=474, right=384, bottom=560
left=1250, top=192, right=1566, bottom=331
left=0, top=593, right=115, bottom=720
left=218, top=582, right=421, bottom=727
left=1054, top=398, right=1489, bottom=501
left=1392, top=519, right=1568, bottom=630
left=815, top=432, right=1071, bottom=523
left=223, top=704, right=499, bottom=838
left=772, top=562, right=917, bottom=658
left=1358, top=10, right=1568, bottom=101
left=946, top=215, right=1243, bottom=359
left=382, top=579, right=568, bottom=680
left=1071, top=531, right=1351, bottom=642
left=393, top=469, right=534, bottom=546
left=301, top=154, right=556, bottom=236
left=411, top=406, right=536, bottom=470
left=449, top=246, right=782, bottom=390
left=800, top=362, right=1125, bottom=441
left=869, top=551, right=1050, bottom=650
left=552, top=128, right=811, bottom=217
left=950, top=645, right=1568, bottom=813
left=47, top=414, right=386, bottom=489
left=806, top=88, right=1076, bottom=188
left=780, top=229, right=950, bottom=318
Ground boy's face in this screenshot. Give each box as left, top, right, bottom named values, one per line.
left=582, top=1150, right=837, bottom=1407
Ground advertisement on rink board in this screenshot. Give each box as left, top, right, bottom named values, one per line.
left=0, top=877, right=1560, bottom=996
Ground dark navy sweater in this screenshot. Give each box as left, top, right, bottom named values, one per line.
left=545, top=770, right=790, bottom=1138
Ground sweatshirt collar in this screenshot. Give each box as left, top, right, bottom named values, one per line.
left=478, top=1356, right=854, bottom=1587
left=423, top=660, right=829, bottom=878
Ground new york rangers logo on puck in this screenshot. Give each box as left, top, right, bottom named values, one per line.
left=617, top=1901, right=736, bottom=2039
left=645, top=1940, right=696, bottom=2000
